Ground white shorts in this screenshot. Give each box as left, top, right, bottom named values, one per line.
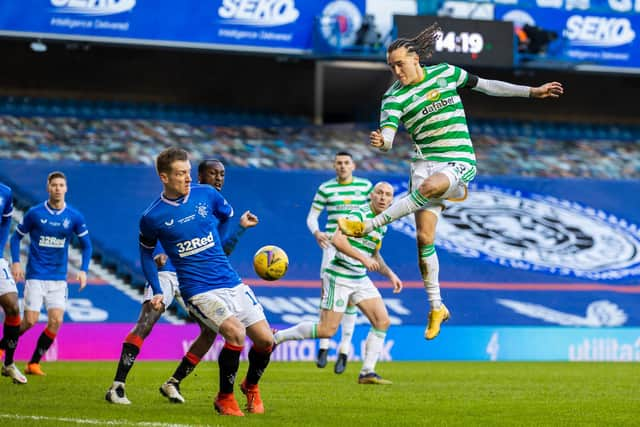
left=0, top=259, right=17, bottom=297
left=320, top=244, right=337, bottom=278
left=186, top=283, right=265, bottom=333
left=320, top=274, right=381, bottom=313
left=143, top=271, right=181, bottom=308
left=410, top=160, right=476, bottom=216
left=24, top=279, right=68, bottom=311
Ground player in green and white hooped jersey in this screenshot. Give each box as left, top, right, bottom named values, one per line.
left=307, top=152, right=373, bottom=373
left=278, top=182, right=402, bottom=384
left=338, top=22, right=564, bottom=341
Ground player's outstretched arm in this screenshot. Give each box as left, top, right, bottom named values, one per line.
left=239, top=210, right=259, bottom=228
left=469, top=75, right=563, bottom=99
left=221, top=210, right=258, bottom=255
left=530, top=81, right=564, bottom=99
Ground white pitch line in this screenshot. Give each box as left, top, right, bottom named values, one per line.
left=0, top=413, right=220, bottom=427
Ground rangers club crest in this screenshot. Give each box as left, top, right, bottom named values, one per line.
left=390, top=182, right=640, bottom=280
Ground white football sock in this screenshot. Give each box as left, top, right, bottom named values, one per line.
left=318, top=338, right=330, bottom=350
left=338, top=307, right=357, bottom=355
left=360, top=327, right=387, bottom=374
left=367, top=190, right=429, bottom=232
left=274, top=321, right=316, bottom=344
left=420, top=244, right=442, bottom=309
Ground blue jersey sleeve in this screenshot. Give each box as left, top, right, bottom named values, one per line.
left=73, top=211, right=89, bottom=238
left=139, top=214, right=162, bottom=295
left=73, top=211, right=92, bottom=271
left=0, top=188, right=12, bottom=250
left=11, top=208, right=33, bottom=262
left=1, top=187, right=12, bottom=217
left=222, top=223, right=246, bottom=255
left=210, top=188, right=234, bottom=224
left=16, top=208, right=34, bottom=236
left=139, top=214, right=158, bottom=250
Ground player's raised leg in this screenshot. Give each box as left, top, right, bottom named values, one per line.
left=339, top=174, right=450, bottom=237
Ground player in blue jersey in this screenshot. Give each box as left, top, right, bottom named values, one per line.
left=106, top=159, right=258, bottom=406
left=158, top=159, right=259, bottom=404
left=9, top=171, right=92, bottom=376
left=0, top=183, right=27, bottom=384
left=113, top=148, right=272, bottom=416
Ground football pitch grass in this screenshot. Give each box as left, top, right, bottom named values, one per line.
left=1, top=361, right=638, bottom=426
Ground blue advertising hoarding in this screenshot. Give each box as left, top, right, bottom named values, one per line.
left=497, top=0, right=640, bottom=15
left=254, top=286, right=640, bottom=328
left=496, top=5, right=640, bottom=70
left=0, top=0, right=365, bottom=54
left=272, top=325, right=640, bottom=361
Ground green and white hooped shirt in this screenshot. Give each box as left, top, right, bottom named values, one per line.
left=379, top=63, right=476, bottom=167
left=311, top=176, right=373, bottom=237
left=324, top=203, right=386, bottom=280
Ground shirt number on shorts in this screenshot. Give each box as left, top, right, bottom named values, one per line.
left=245, top=291, right=258, bottom=306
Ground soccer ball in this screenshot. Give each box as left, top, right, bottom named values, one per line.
left=253, top=245, right=289, bottom=281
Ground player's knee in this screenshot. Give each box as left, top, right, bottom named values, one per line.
left=220, top=324, right=245, bottom=346
left=197, top=327, right=217, bottom=346
left=418, top=180, right=439, bottom=198
left=132, top=322, right=154, bottom=339
left=3, top=304, right=20, bottom=317
left=316, top=323, right=338, bottom=338
left=22, top=316, right=36, bottom=330
left=202, top=326, right=217, bottom=341
left=416, top=230, right=435, bottom=245
left=47, top=317, right=63, bottom=332
left=372, top=316, right=391, bottom=331
left=252, top=335, right=273, bottom=349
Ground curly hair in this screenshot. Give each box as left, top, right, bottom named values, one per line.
left=388, top=22, right=442, bottom=63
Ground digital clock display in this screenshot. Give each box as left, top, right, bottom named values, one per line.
left=436, top=31, right=484, bottom=54
left=394, top=16, right=514, bottom=67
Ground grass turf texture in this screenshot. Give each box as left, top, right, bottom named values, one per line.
left=0, top=361, right=638, bottom=426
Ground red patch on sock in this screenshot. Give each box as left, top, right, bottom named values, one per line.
left=43, top=327, right=57, bottom=339
left=223, top=342, right=244, bottom=352
left=185, top=351, right=201, bottom=365
left=124, top=333, right=143, bottom=349
left=4, top=315, right=20, bottom=326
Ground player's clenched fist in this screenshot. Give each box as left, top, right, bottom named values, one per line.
left=369, top=129, right=383, bottom=148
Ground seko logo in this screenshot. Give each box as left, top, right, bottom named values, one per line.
left=218, top=0, right=300, bottom=27
left=51, top=0, right=136, bottom=16
left=564, top=15, right=636, bottom=47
